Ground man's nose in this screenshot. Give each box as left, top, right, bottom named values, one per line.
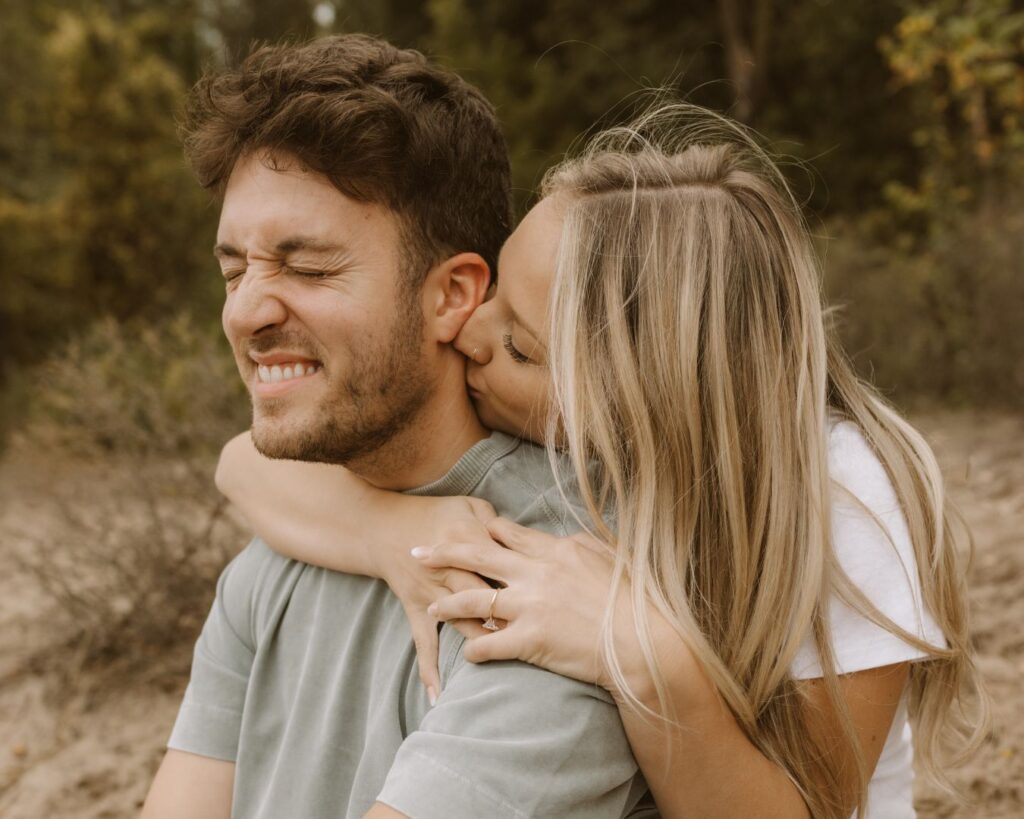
left=454, top=304, right=493, bottom=364
left=224, top=274, right=289, bottom=339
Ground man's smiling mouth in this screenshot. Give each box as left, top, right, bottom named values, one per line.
left=255, top=361, right=321, bottom=384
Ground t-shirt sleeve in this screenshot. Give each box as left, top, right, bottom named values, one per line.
left=790, top=422, right=948, bottom=680
left=166, top=539, right=263, bottom=761
left=377, top=650, right=643, bottom=819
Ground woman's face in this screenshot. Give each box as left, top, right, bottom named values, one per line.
left=454, top=196, right=563, bottom=444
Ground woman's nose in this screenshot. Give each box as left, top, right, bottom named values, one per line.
left=454, top=304, right=492, bottom=364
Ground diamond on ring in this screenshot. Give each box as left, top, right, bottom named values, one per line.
left=482, top=588, right=501, bottom=631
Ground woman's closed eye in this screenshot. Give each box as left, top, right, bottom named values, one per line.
left=502, top=333, right=530, bottom=364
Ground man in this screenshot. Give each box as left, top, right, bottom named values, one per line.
left=141, top=35, right=649, bottom=818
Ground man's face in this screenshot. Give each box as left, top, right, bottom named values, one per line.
left=217, top=151, right=432, bottom=465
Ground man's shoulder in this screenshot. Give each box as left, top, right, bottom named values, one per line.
left=223, top=536, right=289, bottom=584
left=223, top=536, right=382, bottom=600
left=477, top=438, right=593, bottom=536
left=398, top=634, right=643, bottom=819
left=214, top=537, right=304, bottom=622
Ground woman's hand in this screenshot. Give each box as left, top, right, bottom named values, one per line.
left=380, top=495, right=500, bottom=703
left=415, top=517, right=650, bottom=694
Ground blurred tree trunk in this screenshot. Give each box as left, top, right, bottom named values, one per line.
left=717, top=0, right=773, bottom=124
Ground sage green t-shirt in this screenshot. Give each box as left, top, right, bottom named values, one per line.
left=168, top=431, right=655, bottom=818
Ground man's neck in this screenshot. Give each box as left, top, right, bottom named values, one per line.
left=346, top=363, right=489, bottom=491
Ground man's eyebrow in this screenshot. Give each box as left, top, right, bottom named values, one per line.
left=274, top=236, right=348, bottom=255
left=213, top=242, right=243, bottom=260
left=212, top=237, right=348, bottom=259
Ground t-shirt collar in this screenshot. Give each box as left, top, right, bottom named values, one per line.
left=404, top=431, right=521, bottom=498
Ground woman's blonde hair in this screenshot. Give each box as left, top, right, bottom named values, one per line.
left=540, top=103, right=987, bottom=817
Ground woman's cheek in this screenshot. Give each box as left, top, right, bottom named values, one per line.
left=513, top=373, right=552, bottom=445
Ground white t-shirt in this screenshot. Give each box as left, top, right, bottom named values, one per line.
left=790, top=421, right=947, bottom=818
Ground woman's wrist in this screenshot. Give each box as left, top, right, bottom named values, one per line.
left=353, top=487, right=420, bottom=581
left=371, top=494, right=490, bottom=587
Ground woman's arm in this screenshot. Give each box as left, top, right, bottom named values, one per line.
left=215, top=431, right=497, bottom=699
left=613, top=612, right=907, bottom=819
left=418, top=518, right=908, bottom=819
left=217, top=431, right=494, bottom=573
left=612, top=624, right=811, bottom=819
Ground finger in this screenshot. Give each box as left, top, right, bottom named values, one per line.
left=428, top=588, right=512, bottom=623
left=407, top=610, right=441, bottom=705
left=485, top=517, right=554, bottom=557
left=461, top=629, right=524, bottom=664
left=439, top=567, right=494, bottom=595
left=414, top=540, right=521, bottom=584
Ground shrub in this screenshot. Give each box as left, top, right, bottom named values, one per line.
left=7, top=313, right=250, bottom=680
left=822, top=202, right=1024, bottom=409
left=23, top=312, right=247, bottom=460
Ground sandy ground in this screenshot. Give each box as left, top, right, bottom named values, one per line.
left=0, top=411, right=1021, bottom=818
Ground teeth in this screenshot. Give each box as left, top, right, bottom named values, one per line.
left=256, top=362, right=319, bottom=383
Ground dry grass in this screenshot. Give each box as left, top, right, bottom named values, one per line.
left=8, top=457, right=241, bottom=682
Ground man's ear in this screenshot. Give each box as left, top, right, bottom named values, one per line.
left=423, top=252, right=491, bottom=344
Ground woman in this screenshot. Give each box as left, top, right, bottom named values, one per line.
left=216, top=105, right=986, bottom=818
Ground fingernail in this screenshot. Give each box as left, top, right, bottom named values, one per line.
left=411, top=546, right=433, bottom=559
left=427, top=686, right=438, bottom=706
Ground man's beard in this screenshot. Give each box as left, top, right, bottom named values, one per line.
left=249, top=297, right=432, bottom=466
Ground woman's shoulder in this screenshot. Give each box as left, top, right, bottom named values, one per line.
left=824, top=419, right=913, bottom=589
left=827, top=419, right=897, bottom=504
left=790, top=418, right=947, bottom=679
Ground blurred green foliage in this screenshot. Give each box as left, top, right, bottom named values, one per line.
left=23, top=313, right=248, bottom=459
left=2, top=0, right=1023, bottom=443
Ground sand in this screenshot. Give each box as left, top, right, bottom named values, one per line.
left=0, top=411, right=1021, bottom=818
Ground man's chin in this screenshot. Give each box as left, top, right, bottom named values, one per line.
left=251, top=429, right=296, bottom=461
left=250, top=412, right=314, bottom=461
left=250, top=411, right=363, bottom=465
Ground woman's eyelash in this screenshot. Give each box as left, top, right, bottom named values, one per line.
left=502, top=333, right=529, bottom=363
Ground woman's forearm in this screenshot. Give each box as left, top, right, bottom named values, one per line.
left=616, top=624, right=810, bottom=819
left=215, top=431, right=396, bottom=576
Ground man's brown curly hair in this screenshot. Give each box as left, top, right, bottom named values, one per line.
left=182, top=34, right=512, bottom=284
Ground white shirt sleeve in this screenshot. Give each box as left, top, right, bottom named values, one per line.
left=790, top=421, right=948, bottom=680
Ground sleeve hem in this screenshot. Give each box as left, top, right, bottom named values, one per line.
left=378, top=747, right=529, bottom=819
left=167, top=701, right=241, bottom=763
left=791, top=639, right=941, bottom=680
